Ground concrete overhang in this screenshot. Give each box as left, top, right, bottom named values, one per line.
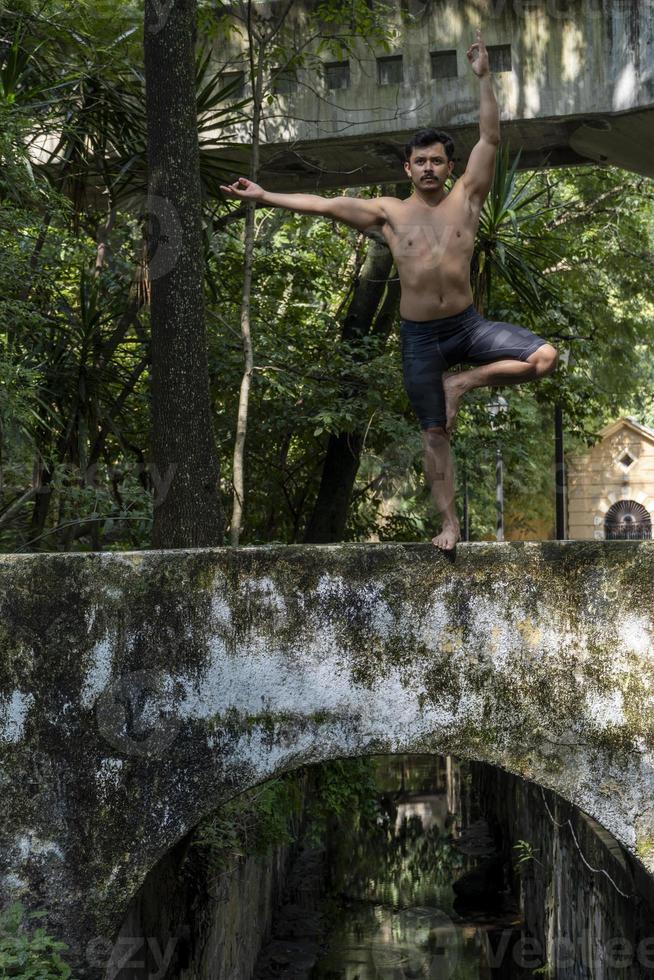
left=213, top=0, right=654, bottom=188
left=219, top=107, right=654, bottom=190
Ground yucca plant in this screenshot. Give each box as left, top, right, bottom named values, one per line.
left=1, top=11, right=248, bottom=549
left=472, top=143, right=565, bottom=316
left=1, top=11, right=249, bottom=206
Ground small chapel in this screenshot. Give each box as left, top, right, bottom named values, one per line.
left=566, top=416, right=654, bottom=541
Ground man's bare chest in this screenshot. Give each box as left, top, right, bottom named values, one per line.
left=386, top=208, right=474, bottom=261
left=384, top=202, right=476, bottom=263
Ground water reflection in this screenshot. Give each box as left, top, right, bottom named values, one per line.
left=311, top=756, right=521, bottom=979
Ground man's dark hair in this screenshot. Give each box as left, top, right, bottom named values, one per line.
left=404, top=128, right=455, bottom=162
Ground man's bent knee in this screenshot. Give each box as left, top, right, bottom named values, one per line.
left=528, top=343, right=558, bottom=377
left=423, top=425, right=451, bottom=451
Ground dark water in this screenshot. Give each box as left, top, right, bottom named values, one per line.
left=310, top=756, right=523, bottom=979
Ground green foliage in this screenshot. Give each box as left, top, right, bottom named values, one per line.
left=1, top=0, right=654, bottom=549
left=311, top=0, right=398, bottom=57
left=318, top=758, right=466, bottom=913
left=513, top=838, right=542, bottom=868
left=0, top=0, right=244, bottom=551
left=474, top=144, right=564, bottom=315
left=193, top=757, right=381, bottom=872
left=0, top=903, right=73, bottom=978
left=193, top=772, right=304, bottom=871
left=305, top=757, right=381, bottom=842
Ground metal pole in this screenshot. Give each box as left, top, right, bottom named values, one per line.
left=496, top=446, right=504, bottom=541
left=462, top=465, right=469, bottom=542
left=555, top=402, right=566, bottom=540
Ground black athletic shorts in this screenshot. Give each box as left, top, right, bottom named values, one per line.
left=400, top=304, right=547, bottom=430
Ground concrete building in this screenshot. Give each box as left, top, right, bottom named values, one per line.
left=214, top=0, right=654, bottom=189
left=566, top=415, right=654, bottom=540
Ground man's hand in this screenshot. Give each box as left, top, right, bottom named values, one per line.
left=220, top=177, right=265, bottom=201
left=466, top=28, right=490, bottom=77
left=461, top=28, right=499, bottom=204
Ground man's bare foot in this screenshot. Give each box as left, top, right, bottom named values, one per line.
left=442, top=372, right=468, bottom=433
left=432, top=520, right=461, bottom=550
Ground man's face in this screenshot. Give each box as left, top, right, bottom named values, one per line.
left=404, top=143, right=453, bottom=190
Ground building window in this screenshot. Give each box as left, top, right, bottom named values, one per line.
left=325, top=61, right=350, bottom=90
left=488, top=43, right=512, bottom=73
left=430, top=50, right=457, bottom=79
left=272, top=67, right=298, bottom=95
left=219, top=71, right=245, bottom=99
left=618, top=450, right=636, bottom=471
left=604, top=500, right=652, bottom=540
left=377, top=55, right=403, bottom=86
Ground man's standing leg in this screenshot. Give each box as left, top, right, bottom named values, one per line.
left=423, top=425, right=459, bottom=550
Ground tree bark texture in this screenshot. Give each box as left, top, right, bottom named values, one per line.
left=144, top=0, right=224, bottom=548
left=303, top=236, right=398, bottom=543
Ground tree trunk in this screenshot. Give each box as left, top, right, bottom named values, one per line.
left=303, top=235, right=398, bottom=543
left=144, top=0, right=224, bottom=548
left=230, top=29, right=265, bottom=546
left=26, top=457, right=53, bottom=550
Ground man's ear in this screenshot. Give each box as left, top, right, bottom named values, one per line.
left=403, top=160, right=411, bottom=178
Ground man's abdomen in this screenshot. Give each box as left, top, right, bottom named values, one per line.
left=396, top=255, right=473, bottom=321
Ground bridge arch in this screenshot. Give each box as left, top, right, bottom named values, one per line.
left=109, top=748, right=650, bottom=980
left=1, top=541, right=654, bottom=975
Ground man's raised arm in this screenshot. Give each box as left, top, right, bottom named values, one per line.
left=219, top=177, right=387, bottom=234
left=460, top=29, right=500, bottom=206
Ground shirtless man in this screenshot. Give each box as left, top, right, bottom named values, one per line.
left=221, top=29, right=558, bottom=550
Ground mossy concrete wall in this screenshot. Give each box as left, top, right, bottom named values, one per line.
left=1, top=541, right=654, bottom=977
left=111, top=825, right=295, bottom=980
left=473, top=762, right=654, bottom=977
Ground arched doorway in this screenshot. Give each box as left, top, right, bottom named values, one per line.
left=604, top=500, right=652, bottom=540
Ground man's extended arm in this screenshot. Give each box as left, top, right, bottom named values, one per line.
left=220, top=178, right=387, bottom=233
left=461, top=29, right=500, bottom=205
left=478, top=73, right=500, bottom=145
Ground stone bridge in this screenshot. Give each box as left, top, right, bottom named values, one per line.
left=1, top=541, right=654, bottom=975
left=216, top=0, right=654, bottom=186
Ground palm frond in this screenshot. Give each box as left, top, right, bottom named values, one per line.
left=473, top=142, right=567, bottom=315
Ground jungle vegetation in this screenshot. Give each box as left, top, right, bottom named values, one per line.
left=1, top=0, right=653, bottom=551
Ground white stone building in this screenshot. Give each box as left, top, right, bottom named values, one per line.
left=567, top=416, right=654, bottom=540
